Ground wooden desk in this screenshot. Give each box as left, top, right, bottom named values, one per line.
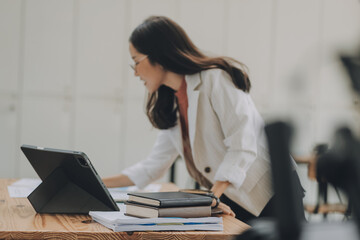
left=0, top=179, right=250, bottom=239
left=294, top=155, right=317, bottom=180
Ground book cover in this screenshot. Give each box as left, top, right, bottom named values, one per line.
left=125, top=201, right=211, bottom=218
left=127, top=191, right=212, bottom=207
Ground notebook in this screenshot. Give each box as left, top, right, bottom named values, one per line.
left=125, top=201, right=211, bottom=218
left=127, top=191, right=213, bottom=207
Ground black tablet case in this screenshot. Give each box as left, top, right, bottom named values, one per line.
left=21, top=145, right=119, bottom=214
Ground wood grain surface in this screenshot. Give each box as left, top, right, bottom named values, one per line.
left=0, top=179, right=250, bottom=239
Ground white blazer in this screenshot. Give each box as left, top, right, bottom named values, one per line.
left=122, top=68, right=273, bottom=216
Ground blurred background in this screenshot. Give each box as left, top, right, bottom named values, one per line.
left=1, top=0, right=360, bottom=221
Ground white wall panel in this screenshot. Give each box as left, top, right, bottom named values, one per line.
left=174, top=159, right=193, bottom=189
left=319, top=0, right=360, bottom=107
left=272, top=0, right=322, bottom=108
left=123, top=99, right=158, bottom=169
left=74, top=97, right=122, bottom=177
left=290, top=109, right=316, bottom=155
left=19, top=96, right=72, bottom=177
left=76, top=0, right=126, bottom=97
left=179, top=0, right=225, bottom=55
left=0, top=0, right=21, bottom=92
left=0, top=0, right=22, bottom=178
left=318, top=61, right=355, bottom=107
left=0, top=95, right=18, bottom=177
left=322, top=0, right=360, bottom=56
left=227, top=0, right=273, bottom=108
left=130, top=0, right=179, bottom=28
left=22, top=0, right=74, bottom=95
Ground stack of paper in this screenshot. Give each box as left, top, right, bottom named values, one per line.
left=7, top=178, right=42, bottom=198
left=89, top=211, right=223, bottom=232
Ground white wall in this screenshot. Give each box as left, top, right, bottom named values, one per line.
left=0, top=0, right=360, bottom=206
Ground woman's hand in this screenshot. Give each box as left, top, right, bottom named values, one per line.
left=102, top=174, right=134, bottom=188
left=215, top=201, right=235, bottom=217
left=210, top=180, right=235, bottom=217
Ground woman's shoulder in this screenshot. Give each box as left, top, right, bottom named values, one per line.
left=186, top=68, right=230, bottom=91
left=200, top=68, right=236, bottom=89
left=200, top=68, right=230, bottom=80
left=198, top=68, right=250, bottom=101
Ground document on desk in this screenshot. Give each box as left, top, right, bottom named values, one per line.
left=89, top=211, right=223, bottom=232
left=7, top=178, right=161, bottom=200
left=108, top=184, right=162, bottom=202
left=7, top=178, right=42, bottom=198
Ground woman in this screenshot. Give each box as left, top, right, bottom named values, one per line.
left=103, top=16, right=303, bottom=223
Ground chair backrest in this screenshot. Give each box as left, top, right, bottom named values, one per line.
left=265, top=121, right=302, bottom=240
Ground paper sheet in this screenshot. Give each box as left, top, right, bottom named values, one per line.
left=7, top=178, right=162, bottom=200
left=7, top=178, right=42, bottom=198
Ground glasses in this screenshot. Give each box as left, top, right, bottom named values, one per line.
left=130, top=55, right=148, bottom=71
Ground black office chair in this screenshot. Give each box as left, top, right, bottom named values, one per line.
left=237, top=122, right=303, bottom=240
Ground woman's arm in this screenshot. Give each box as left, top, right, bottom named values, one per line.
left=102, top=174, right=135, bottom=188
left=211, top=180, right=230, bottom=198
left=121, top=130, right=179, bottom=189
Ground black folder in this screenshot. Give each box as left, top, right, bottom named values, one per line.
left=20, top=145, right=119, bottom=214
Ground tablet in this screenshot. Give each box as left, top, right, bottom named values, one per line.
left=20, top=144, right=119, bottom=214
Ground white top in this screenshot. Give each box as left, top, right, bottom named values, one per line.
left=122, top=68, right=275, bottom=216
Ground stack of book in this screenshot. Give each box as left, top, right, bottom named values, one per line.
left=89, top=211, right=223, bottom=232
left=125, top=191, right=213, bottom=218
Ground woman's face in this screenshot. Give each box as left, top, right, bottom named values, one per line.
left=129, top=43, right=167, bottom=94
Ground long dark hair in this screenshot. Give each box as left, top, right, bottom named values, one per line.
left=130, top=16, right=251, bottom=129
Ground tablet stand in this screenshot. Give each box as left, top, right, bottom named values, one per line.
left=28, top=167, right=114, bottom=214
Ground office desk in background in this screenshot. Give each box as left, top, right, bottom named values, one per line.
left=0, top=178, right=250, bottom=239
